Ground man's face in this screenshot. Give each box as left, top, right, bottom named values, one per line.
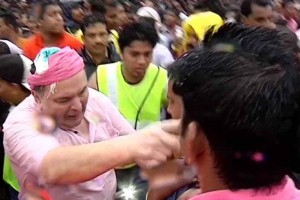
left=164, top=13, right=177, bottom=27
left=72, top=6, right=85, bottom=24
left=0, top=18, right=12, bottom=40
left=104, top=6, right=120, bottom=30
left=40, top=5, right=64, bottom=35
left=83, top=22, right=109, bottom=56
left=118, top=5, right=130, bottom=29
left=35, top=70, right=89, bottom=130
left=121, top=41, right=153, bottom=81
left=167, top=80, right=183, bottom=119
left=242, top=4, right=276, bottom=29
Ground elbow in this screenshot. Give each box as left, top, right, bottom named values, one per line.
left=39, top=161, right=61, bottom=185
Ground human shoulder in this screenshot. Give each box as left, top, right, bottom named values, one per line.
left=87, top=88, right=114, bottom=109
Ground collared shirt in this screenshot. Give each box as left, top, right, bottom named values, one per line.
left=80, top=43, right=120, bottom=79
left=22, top=32, right=82, bottom=60
left=3, top=88, right=135, bottom=200
left=190, top=177, right=300, bottom=200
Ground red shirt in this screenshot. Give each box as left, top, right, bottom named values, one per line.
left=23, top=32, right=82, bottom=61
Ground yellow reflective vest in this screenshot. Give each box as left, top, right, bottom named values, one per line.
left=96, top=61, right=168, bottom=130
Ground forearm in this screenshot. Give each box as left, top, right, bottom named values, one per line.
left=39, top=135, right=133, bottom=185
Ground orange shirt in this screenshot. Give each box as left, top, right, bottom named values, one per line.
left=23, top=32, right=82, bottom=61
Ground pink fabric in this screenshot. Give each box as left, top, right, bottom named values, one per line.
left=28, top=47, right=84, bottom=90
left=190, top=177, right=300, bottom=200
left=3, top=88, right=135, bottom=200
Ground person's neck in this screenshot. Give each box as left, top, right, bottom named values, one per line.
left=121, top=64, right=143, bottom=85
left=9, top=33, right=18, bottom=44
left=86, top=49, right=107, bottom=65
left=197, top=157, right=227, bottom=193
left=12, top=90, right=30, bottom=106
left=41, top=31, right=63, bottom=46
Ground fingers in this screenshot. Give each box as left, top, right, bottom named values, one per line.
left=160, top=119, right=181, bottom=135
left=157, top=130, right=181, bottom=158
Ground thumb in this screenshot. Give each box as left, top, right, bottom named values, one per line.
left=160, top=119, right=181, bottom=135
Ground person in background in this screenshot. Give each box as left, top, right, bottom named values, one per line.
left=240, top=0, right=276, bottom=29
left=0, top=54, right=32, bottom=200
left=89, top=21, right=169, bottom=200
left=22, top=0, right=82, bottom=61
left=281, top=0, right=299, bottom=32
left=161, top=9, right=184, bottom=58
left=0, top=11, right=27, bottom=49
left=182, top=0, right=224, bottom=51
left=138, top=16, right=174, bottom=69
left=80, top=14, right=120, bottom=79
left=75, top=0, right=129, bottom=54
left=62, top=0, right=85, bottom=35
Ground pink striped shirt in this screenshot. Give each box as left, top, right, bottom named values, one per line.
left=3, top=88, right=135, bottom=200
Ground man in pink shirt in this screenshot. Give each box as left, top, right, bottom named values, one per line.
left=163, top=23, right=300, bottom=200
left=3, top=47, right=180, bottom=200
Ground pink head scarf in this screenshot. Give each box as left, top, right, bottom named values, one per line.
left=28, top=47, right=84, bottom=90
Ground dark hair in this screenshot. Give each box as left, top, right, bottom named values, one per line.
left=81, top=14, right=106, bottom=34
left=193, top=0, right=226, bottom=18
left=0, top=41, right=10, bottom=55
left=241, top=0, right=273, bottom=17
left=38, top=0, right=61, bottom=19
left=0, top=11, right=18, bottom=30
left=282, top=0, right=296, bottom=8
left=138, top=16, right=156, bottom=30
left=169, top=23, right=300, bottom=190
left=118, top=22, right=158, bottom=52
left=88, top=0, right=106, bottom=14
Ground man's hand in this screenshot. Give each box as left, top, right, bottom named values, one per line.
left=128, top=120, right=181, bottom=169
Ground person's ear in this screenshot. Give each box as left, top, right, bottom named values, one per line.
left=184, top=122, right=209, bottom=165
left=32, top=90, right=42, bottom=104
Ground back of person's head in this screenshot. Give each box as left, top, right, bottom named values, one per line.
left=81, top=14, right=106, bottom=34
left=88, top=0, right=106, bottom=14
left=138, top=16, right=156, bottom=30
left=169, top=23, right=300, bottom=190
left=0, top=54, right=31, bottom=91
left=241, top=0, right=273, bottom=17
left=118, top=22, right=158, bottom=52
left=0, top=41, right=10, bottom=55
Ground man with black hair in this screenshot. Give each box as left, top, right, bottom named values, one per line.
left=240, top=0, right=276, bottom=28
left=0, top=11, right=27, bottom=48
left=80, top=14, right=120, bottom=79
left=89, top=22, right=168, bottom=200
left=75, top=0, right=129, bottom=55
left=22, top=0, right=82, bottom=60
left=164, top=23, right=300, bottom=200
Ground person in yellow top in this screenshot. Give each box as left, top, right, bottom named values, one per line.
left=75, top=0, right=130, bottom=54
left=182, top=0, right=225, bottom=51
left=89, top=21, right=168, bottom=200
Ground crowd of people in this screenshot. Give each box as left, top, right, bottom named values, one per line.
left=1, top=0, right=300, bottom=200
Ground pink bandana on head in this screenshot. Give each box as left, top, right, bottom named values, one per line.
left=28, top=46, right=84, bottom=90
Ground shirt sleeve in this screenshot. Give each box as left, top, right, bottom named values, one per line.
left=3, top=105, right=60, bottom=178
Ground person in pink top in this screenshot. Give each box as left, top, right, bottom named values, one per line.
left=3, top=47, right=180, bottom=200
left=164, top=23, right=300, bottom=200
